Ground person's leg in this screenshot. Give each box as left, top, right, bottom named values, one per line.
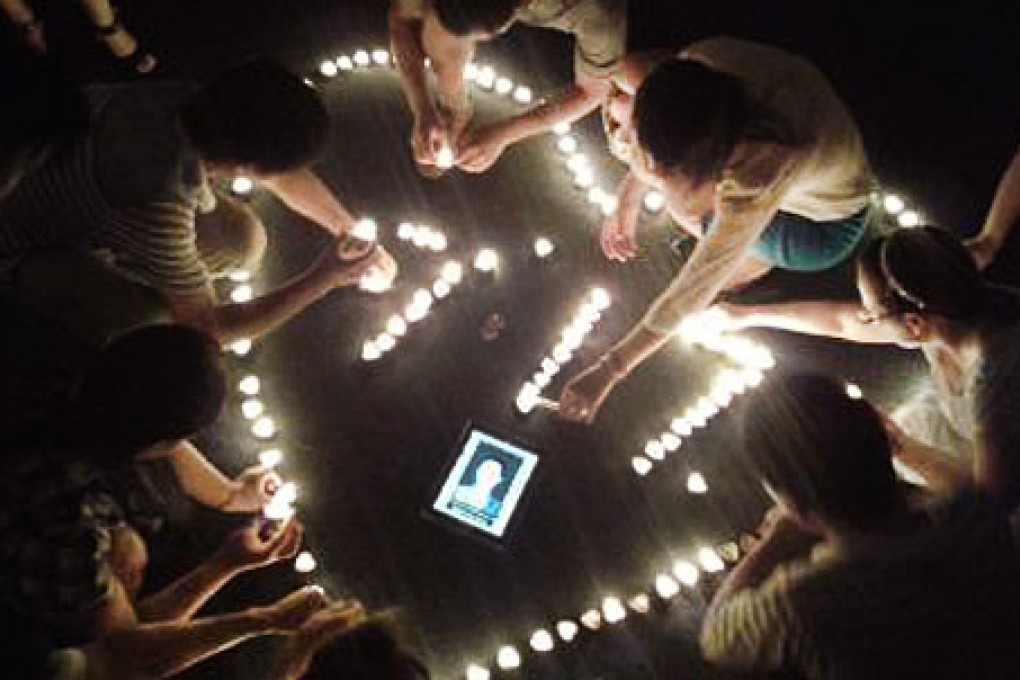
left=1, top=0, right=46, bottom=53
left=76, top=0, right=156, bottom=73
left=4, top=249, right=173, bottom=348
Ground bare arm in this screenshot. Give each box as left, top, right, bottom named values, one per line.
left=168, top=243, right=390, bottom=344
left=559, top=195, right=780, bottom=421
left=968, top=141, right=1020, bottom=268
left=457, top=70, right=610, bottom=173
left=260, top=170, right=356, bottom=237
left=719, top=299, right=903, bottom=344
left=135, top=558, right=240, bottom=624
left=389, top=4, right=435, bottom=121
left=495, top=72, right=609, bottom=147
left=136, top=520, right=302, bottom=624
left=86, top=588, right=324, bottom=680
left=158, top=440, right=276, bottom=513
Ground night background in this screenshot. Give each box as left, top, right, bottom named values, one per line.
left=2, top=0, right=1018, bottom=678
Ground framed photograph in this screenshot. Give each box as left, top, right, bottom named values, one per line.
left=429, top=424, right=540, bottom=542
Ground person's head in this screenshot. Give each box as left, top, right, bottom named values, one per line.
left=740, top=371, right=901, bottom=533
left=632, top=59, right=752, bottom=191
left=179, top=59, right=329, bottom=176
left=856, top=226, right=1014, bottom=347
left=77, top=324, right=226, bottom=467
left=475, top=459, right=504, bottom=488
left=304, top=615, right=430, bottom=680
left=195, top=190, right=268, bottom=278
left=430, top=0, right=520, bottom=38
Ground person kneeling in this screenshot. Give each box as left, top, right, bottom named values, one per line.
left=703, top=371, right=1020, bottom=680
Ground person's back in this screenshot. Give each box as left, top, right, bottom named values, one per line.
left=778, top=491, right=1020, bottom=679
left=0, top=80, right=209, bottom=291
left=705, top=372, right=1020, bottom=680
left=681, top=36, right=872, bottom=221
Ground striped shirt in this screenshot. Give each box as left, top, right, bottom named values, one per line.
left=701, top=492, right=1020, bottom=680
left=0, top=83, right=209, bottom=293
left=0, top=448, right=125, bottom=646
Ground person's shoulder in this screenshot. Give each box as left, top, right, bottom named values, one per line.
left=682, top=37, right=816, bottom=82
left=682, top=36, right=777, bottom=62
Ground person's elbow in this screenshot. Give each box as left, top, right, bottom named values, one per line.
left=698, top=615, right=736, bottom=666
left=167, top=292, right=227, bottom=345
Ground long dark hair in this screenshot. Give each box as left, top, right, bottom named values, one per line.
left=858, top=226, right=1020, bottom=326
left=741, top=371, right=900, bottom=531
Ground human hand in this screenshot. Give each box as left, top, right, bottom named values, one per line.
left=273, top=600, right=368, bottom=679
left=965, top=233, right=1001, bottom=270
left=411, top=111, right=445, bottom=167
left=330, top=240, right=398, bottom=291
left=558, top=359, right=620, bottom=423
left=754, top=505, right=821, bottom=555
left=226, top=466, right=282, bottom=513
left=601, top=205, right=639, bottom=261
left=216, top=517, right=304, bottom=573
left=456, top=125, right=508, bottom=173
left=260, top=586, right=330, bottom=633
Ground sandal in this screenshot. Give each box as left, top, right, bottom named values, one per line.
left=95, top=17, right=157, bottom=74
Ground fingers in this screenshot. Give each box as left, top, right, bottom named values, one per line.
left=456, top=147, right=488, bottom=173
left=255, top=468, right=283, bottom=502
left=278, top=586, right=330, bottom=628
left=303, top=599, right=367, bottom=639
left=272, top=519, right=304, bottom=560
left=557, top=387, right=593, bottom=423
left=600, top=216, right=637, bottom=262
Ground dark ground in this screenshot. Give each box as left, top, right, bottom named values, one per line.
left=2, top=1, right=1019, bottom=678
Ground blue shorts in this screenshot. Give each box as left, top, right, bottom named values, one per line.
left=700, top=208, right=870, bottom=272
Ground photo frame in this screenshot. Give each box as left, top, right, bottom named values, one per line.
left=428, top=423, right=541, bottom=543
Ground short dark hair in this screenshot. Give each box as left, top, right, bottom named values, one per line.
left=179, top=59, right=329, bottom=175
left=78, top=324, right=226, bottom=465
left=634, top=59, right=798, bottom=187
left=740, top=371, right=900, bottom=531
left=432, top=0, right=520, bottom=36
left=304, top=616, right=430, bottom=680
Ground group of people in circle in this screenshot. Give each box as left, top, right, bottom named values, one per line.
left=3, top=0, right=1020, bottom=678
